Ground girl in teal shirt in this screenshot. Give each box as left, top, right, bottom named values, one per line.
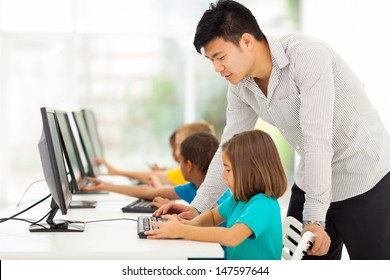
left=146, top=130, right=287, bottom=260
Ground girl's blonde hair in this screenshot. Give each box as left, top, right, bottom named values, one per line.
left=222, top=129, right=287, bottom=201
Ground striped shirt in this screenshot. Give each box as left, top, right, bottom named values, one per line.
left=191, top=33, right=390, bottom=222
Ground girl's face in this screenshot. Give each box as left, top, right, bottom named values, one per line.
left=222, top=151, right=234, bottom=191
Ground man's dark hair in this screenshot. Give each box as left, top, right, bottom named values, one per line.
left=194, top=0, right=265, bottom=54
left=180, top=132, right=219, bottom=175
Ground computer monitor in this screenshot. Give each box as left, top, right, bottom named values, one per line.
left=55, top=110, right=98, bottom=207
left=72, top=110, right=100, bottom=178
left=30, top=107, right=85, bottom=232
left=82, top=108, right=104, bottom=159
left=56, top=110, right=88, bottom=193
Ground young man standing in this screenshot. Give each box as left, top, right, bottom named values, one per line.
left=155, top=0, right=390, bottom=260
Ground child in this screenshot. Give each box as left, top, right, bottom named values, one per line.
left=94, top=121, right=216, bottom=187
left=82, top=132, right=231, bottom=208
left=146, top=130, right=287, bottom=260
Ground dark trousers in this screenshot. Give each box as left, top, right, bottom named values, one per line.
left=287, top=172, right=390, bottom=260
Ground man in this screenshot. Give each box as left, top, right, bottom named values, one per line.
left=155, top=0, right=390, bottom=259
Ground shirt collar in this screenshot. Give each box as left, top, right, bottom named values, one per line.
left=241, top=35, right=289, bottom=88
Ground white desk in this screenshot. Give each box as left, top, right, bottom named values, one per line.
left=0, top=193, right=224, bottom=260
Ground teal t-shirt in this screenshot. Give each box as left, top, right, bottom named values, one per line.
left=174, top=182, right=231, bottom=205
left=217, top=193, right=282, bottom=260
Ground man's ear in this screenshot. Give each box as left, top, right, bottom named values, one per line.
left=240, top=33, right=254, bottom=50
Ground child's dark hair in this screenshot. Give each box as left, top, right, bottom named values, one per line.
left=180, top=132, right=219, bottom=175
left=194, top=0, right=265, bottom=54
left=222, top=130, right=287, bottom=201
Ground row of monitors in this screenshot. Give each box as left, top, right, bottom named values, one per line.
left=33, top=107, right=104, bottom=232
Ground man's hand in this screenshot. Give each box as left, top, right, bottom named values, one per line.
left=302, top=224, right=331, bottom=256
left=153, top=202, right=199, bottom=220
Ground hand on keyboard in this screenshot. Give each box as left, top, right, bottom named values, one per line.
left=143, top=214, right=183, bottom=239
left=151, top=196, right=171, bottom=208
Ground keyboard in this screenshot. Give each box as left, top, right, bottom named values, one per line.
left=121, top=198, right=158, bottom=213
left=137, top=216, right=165, bottom=238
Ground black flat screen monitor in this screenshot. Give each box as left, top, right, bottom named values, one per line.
left=30, top=107, right=85, bottom=232
left=56, top=110, right=88, bottom=193
left=55, top=110, right=97, bottom=207
left=72, top=111, right=100, bottom=178
left=82, top=108, right=104, bottom=159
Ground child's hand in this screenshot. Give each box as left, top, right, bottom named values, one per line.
left=95, top=158, right=118, bottom=175
left=145, top=215, right=182, bottom=239
left=81, top=177, right=106, bottom=192
left=152, top=196, right=171, bottom=208
left=148, top=163, right=166, bottom=171
left=147, top=175, right=164, bottom=188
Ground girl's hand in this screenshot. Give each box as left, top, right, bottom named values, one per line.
left=145, top=215, right=183, bottom=239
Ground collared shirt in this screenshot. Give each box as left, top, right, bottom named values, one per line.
left=191, top=33, right=390, bottom=221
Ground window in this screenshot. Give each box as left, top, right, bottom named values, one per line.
left=0, top=0, right=297, bottom=203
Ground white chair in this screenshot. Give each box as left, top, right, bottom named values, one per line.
left=282, top=216, right=315, bottom=260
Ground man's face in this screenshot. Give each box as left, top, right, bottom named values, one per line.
left=203, top=37, right=252, bottom=84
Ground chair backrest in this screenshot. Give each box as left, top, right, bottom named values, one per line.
left=282, top=216, right=315, bottom=260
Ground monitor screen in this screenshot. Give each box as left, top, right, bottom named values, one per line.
left=72, top=111, right=100, bottom=177
left=29, top=107, right=84, bottom=232
left=55, top=110, right=88, bottom=193
left=82, top=108, right=104, bottom=159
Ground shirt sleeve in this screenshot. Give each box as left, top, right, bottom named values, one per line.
left=190, top=85, right=259, bottom=213
left=236, top=198, right=273, bottom=239
left=166, top=167, right=187, bottom=185
left=293, top=42, right=334, bottom=221
left=174, top=183, right=196, bottom=204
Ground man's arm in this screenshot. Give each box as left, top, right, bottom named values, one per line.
left=294, top=42, right=334, bottom=222
left=191, top=85, right=259, bottom=213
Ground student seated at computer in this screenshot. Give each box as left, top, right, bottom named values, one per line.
left=94, top=121, right=216, bottom=188
left=147, top=130, right=287, bottom=260
left=82, top=131, right=231, bottom=208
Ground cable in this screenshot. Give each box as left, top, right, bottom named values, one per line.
left=85, top=218, right=137, bottom=224
left=0, top=217, right=36, bottom=224
left=16, top=178, right=46, bottom=207
left=0, top=193, right=51, bottom=224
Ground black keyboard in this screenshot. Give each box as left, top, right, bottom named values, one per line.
left=137, top=216, right=165, bottom=238
left=121, top=198, right=158, bottom=213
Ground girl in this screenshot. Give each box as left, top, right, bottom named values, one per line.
left=146, top=130, right=287, bottom=260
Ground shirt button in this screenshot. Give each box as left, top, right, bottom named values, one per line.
left=296, top=145, right=300, bottom=150
left=268, top=107, right=272, bottom=111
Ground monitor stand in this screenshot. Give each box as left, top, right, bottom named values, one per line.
left=70, top=200, right=97, bottom=208
left=74, top=189, right=108, bottom=195
left=29, top=220, right=85, bottom=232
left=29, top=206, right=85, bottom=232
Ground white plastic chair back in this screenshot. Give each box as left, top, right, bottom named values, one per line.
left=282, top=216, right=315, bottom=260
